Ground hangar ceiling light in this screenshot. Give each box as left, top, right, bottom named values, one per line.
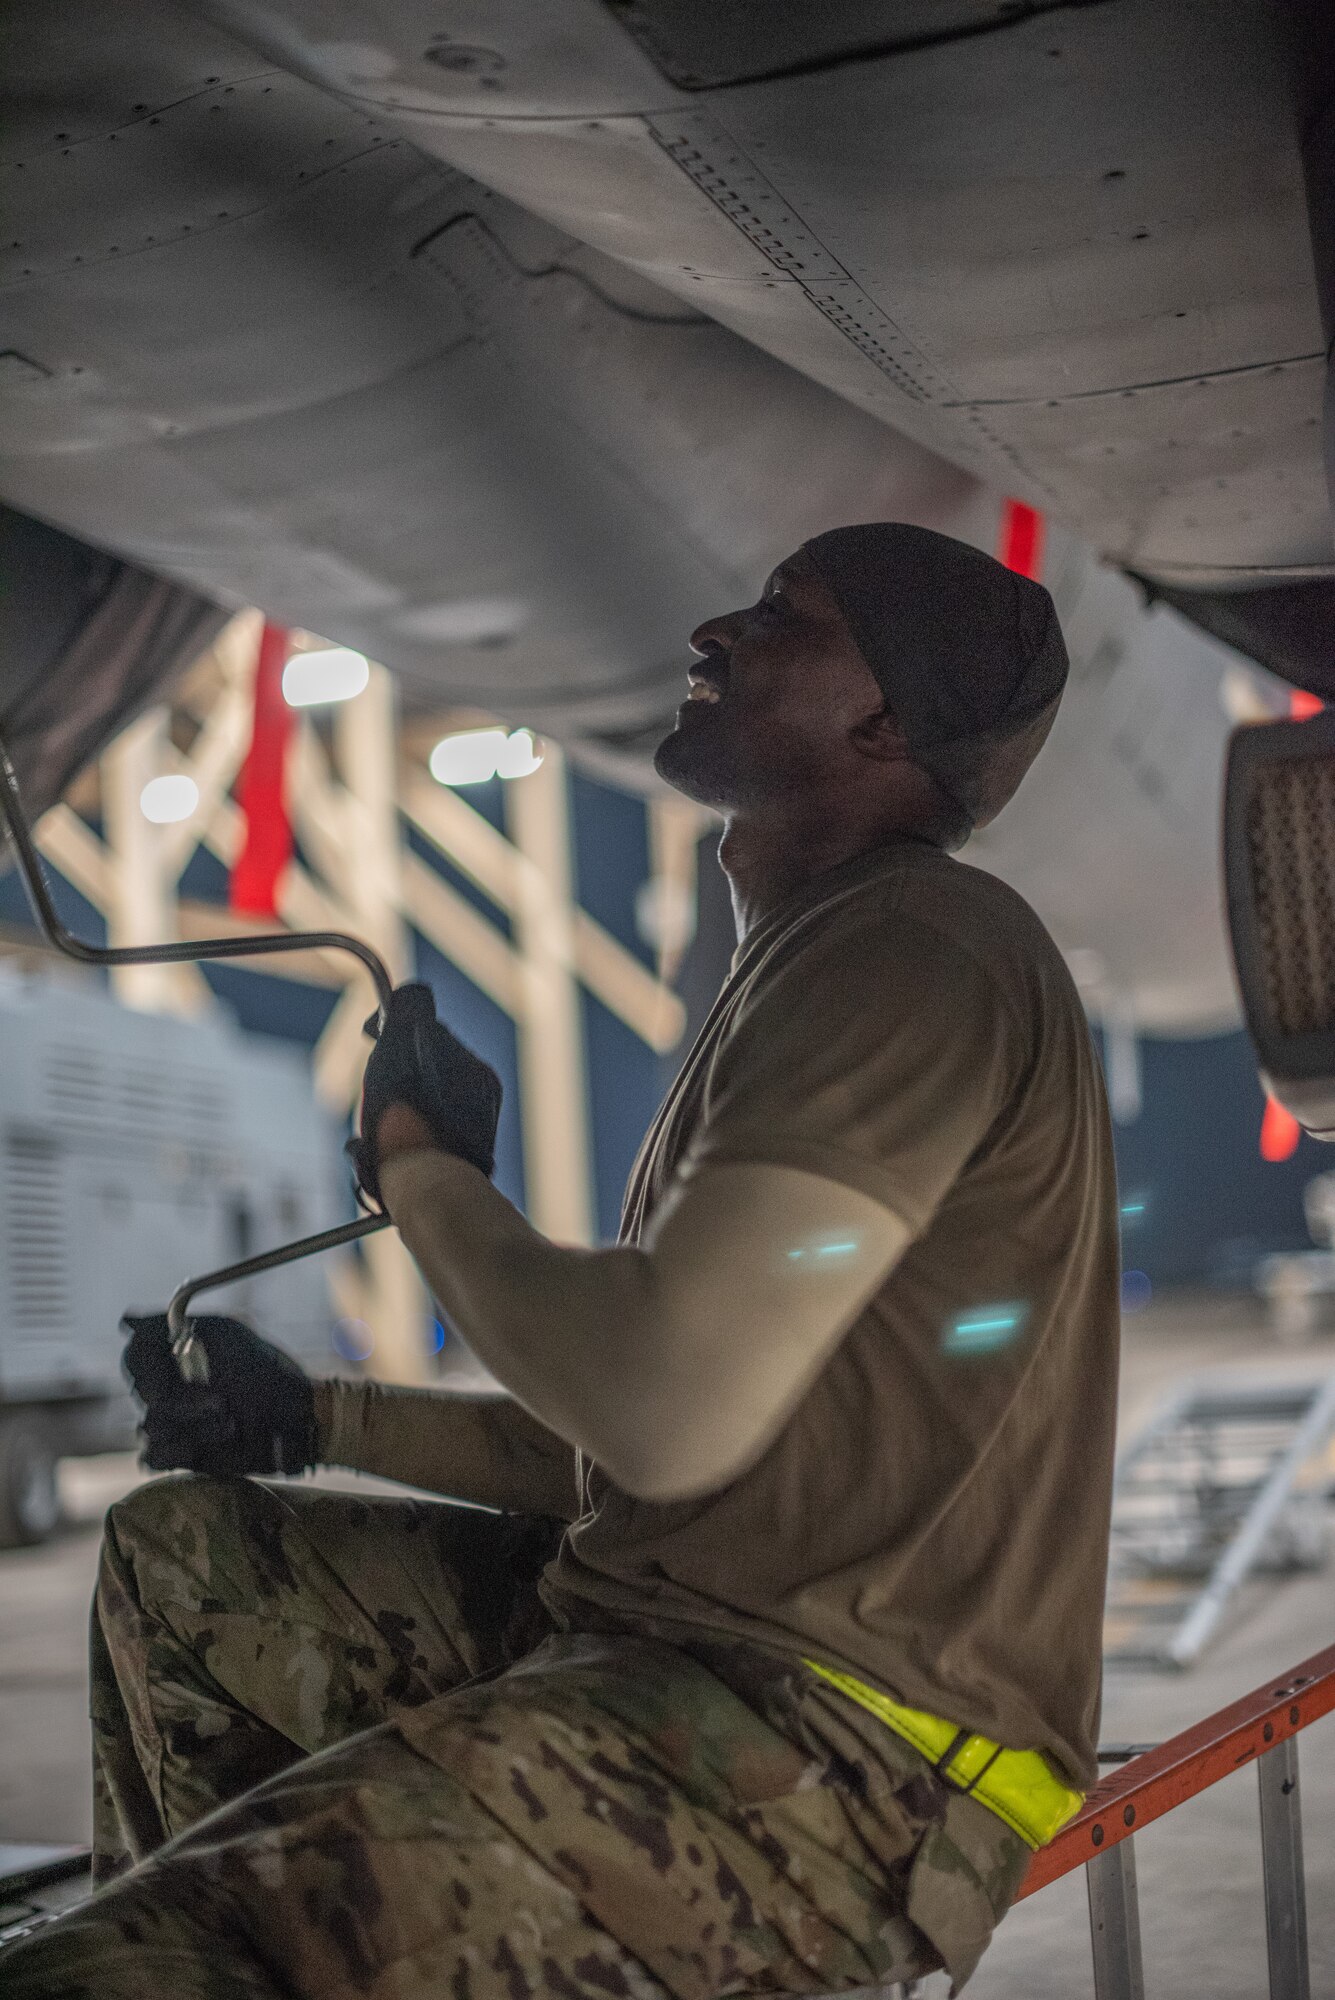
left=429, top=726, right=544, bottom=787
left=138, top=774, right=199, bottom=824
left=281, top=646, right=370, bottom=708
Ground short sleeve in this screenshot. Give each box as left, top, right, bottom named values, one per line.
left=686, top=911, right=1028, bottom=1238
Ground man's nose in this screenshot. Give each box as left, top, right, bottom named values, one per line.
left=689, top=609, right=743, bottom=655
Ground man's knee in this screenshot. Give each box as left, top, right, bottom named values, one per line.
left=104, top=1472, right=241, bottom=1570
left=98, top=1473, right=265, bottom=1630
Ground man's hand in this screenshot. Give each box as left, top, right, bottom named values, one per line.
left=122, top=1313, right=318, bottom=1477
left=349, top=982, right=502, bottom=1206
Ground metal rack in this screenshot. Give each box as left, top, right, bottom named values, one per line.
left=1104, top=1375, right=1335, bottom=1669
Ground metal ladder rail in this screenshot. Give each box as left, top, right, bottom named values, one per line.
left=1016, top=1639, right=1335, bottom=2000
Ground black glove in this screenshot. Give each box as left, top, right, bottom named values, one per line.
left=122, top=1313, right=318, bottom=1477
left=348, top=981, right=503, bottom=1207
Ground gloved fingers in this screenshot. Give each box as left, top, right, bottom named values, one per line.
left=386, top=982, right=437, bottom=1026
left=447, top=1022, right=504, bottom=1112
left=356, top=979, right=502, bottom=1182
left=139, top=1384, right=235, bottom=1435
left=363, top=978, right=432, bottom=1024
left=125, top=1311, right=299, bottom=1428
left=138, top=1391, right=240, bottom=1473
left=182, top=1313, right=256, bottom=1364
left=410, top=1018, right=503, bottom=1175
left=139, top=1434, right=242, bottom=1477
left=121, top=1312, right=185, bottom=1403
left=355, top=988, right=433, bottom=1178
left=345, top=1133, right=383, bottom=1210
left=124, top=1314, right=314, bottom=1478
left=366, top=982, right=436, bottom=1045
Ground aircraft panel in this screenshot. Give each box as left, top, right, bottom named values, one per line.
left=198, top=0, right=1331, bottom=586
left=601, top=0, right=1032, bottom=91
left=970, top=527, right=1254, bottom=1032
left=0, top=5, right=994, bottom=748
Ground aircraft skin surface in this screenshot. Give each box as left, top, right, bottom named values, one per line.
left=181, top=0, right=1331, bottom=592
left=968, top=525, right=1274, bottom=1037
left=2, top=2, right=1331, bottom=674
left=0, top=0, right=990, bottom=754
left=0, top=0, right=1326, bottom=1037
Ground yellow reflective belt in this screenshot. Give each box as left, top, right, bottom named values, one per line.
left=803, top=1660, right=1084, bottom=1849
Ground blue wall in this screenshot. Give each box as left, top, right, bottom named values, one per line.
left=569, top=769, right=666, bottom=1240
left=1109, top=1028, right=1322, bottom=1292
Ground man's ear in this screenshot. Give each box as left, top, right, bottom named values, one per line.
left=849, top=704, right=912, bottom=764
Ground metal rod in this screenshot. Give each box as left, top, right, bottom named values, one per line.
left=1086, top=1838, right=1145, bottom=2000
left=0, top=731, right=394, bottom=1381
left=1167, top=1375, right=1335, bottom=1665
left=1258, top=1736, right=1310, bottom=2000
left=0, top=735, right=395, bottom=1013
left=167, top=1214, right=392, bottom=1378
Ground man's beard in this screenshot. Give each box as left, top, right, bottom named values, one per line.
left=652, top=715, right=739, bottom=810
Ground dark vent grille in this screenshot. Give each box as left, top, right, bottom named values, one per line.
left=1247, top=757, right=1335, bottom=1037
left=42, top=1045, right=224, bottom=1149
left=117, top=1061, right=226, bottom=1141
left=4, top=1138, right=67, bottom=1329
left=180, top=1071, right=227, bottom=1129
left=119, top=1060, right=171, bottom=1131
left=44, top=1045, right=107, bottom=1124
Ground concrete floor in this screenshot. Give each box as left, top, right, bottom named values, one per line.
left=2, top=1295, right=1333, bottom=1996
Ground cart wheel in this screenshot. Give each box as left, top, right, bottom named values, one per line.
left=0, top=1412, right=61, bottom=1547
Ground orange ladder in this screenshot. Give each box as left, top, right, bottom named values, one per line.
left=1017, top=1639, right=1335, bottom=1998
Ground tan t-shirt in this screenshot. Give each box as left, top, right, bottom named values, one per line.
left=543, top=837, right=1119, bottom=1789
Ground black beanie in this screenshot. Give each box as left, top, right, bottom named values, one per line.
left=803, top=522, right=1069, bottom=834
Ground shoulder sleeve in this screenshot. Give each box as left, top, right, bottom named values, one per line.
left=686, top=909, right=1029, bottom=1238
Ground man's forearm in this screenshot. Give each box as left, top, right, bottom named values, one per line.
left=311, top=1377, right=582, bottom=1519
left=379, top=1147, right=906, bottom=1502
left=377, top=1153, right=656, bottom=1486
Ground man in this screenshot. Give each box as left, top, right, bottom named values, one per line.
left=2, top=523, right=1119, bottom=1998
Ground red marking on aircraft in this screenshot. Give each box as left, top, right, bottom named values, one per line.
left=230, top=622, right=293, bottom=919
left=998, top=498, right=1045, bottom=581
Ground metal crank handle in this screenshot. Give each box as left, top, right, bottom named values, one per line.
left=167, top=1212, right=393, bottom=1381
left=0, top=734, right=395, bottom=1016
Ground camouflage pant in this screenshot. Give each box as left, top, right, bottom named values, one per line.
left=0, top=1475, right=1025, bottom=1997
